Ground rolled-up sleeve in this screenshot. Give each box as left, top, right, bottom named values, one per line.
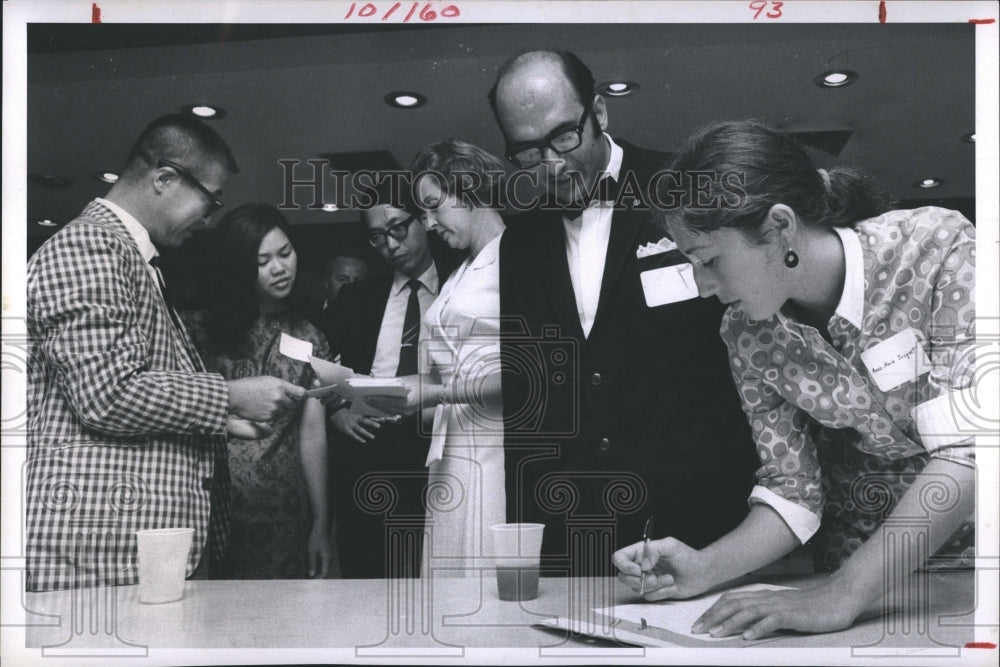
left=723, top=317, right=825, bottom=543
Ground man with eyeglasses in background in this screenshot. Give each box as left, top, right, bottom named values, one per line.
left=325, top=180, right=456, bottom=578
left=489, top=50, right=758, bottom=578
left=25, top=114, right=306, bottom=591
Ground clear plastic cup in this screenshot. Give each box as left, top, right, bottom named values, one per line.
left=490, top=523, right=544, bottom=601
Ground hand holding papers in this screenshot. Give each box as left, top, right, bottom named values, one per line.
left=308, top=356, right=409, bottom=418
left=351, top=377, right=412, bottom=417
left=362, top=374, right=420, bottom=418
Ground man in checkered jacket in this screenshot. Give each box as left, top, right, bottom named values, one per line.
left=26, top=114, right=306, bottom=591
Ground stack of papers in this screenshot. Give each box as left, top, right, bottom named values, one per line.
left=341, top=377, right=410, bottom=417
left=307, top=356, right=410, bottom=417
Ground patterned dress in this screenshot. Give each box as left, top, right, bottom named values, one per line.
left=721, top=207, right=976, bottom=572
left=185, top=310, right=331, bottom=579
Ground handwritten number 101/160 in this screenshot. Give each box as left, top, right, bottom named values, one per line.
left=344, top=2, right=461, bottom=21
left=750, top=0, right=783, bottom=19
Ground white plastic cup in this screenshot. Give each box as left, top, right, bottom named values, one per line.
left=490, top=523, right=544, bottom=601
left=135, top=528, right=194, bottom=604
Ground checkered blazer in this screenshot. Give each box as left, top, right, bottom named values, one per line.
left=26, top=200, right=231, bottom=591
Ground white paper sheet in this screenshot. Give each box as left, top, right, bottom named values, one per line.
left=595, top=583, right=793, bottom=642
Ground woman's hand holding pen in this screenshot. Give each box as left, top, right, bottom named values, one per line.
left=613, top=537, right=717, bottom=601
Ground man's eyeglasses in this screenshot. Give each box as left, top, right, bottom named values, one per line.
left=505, top=107, right=591, bottom=169
left=367, top=214, right=418, bottom=248
left=157, top=159, right=224, bottom=215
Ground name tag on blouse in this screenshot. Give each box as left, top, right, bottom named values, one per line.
left=641, top=263, right=699, bottom=307
left=279, top=332, right=314, bottom=362
left=861, top=328, right=931, bottom=391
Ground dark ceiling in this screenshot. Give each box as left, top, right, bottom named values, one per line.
left=26, top=22, right=976, bottom=241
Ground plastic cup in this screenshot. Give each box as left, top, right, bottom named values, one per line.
left=490, top=523, right=544, bottom=601
left=135, top=528, right=194, bottom=604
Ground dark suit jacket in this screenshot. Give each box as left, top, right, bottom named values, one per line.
left=499, top=140, right=758, bottom=574
left=322, top=258, right=455, bottom=577
left=306, top=299, right=345, bottom=356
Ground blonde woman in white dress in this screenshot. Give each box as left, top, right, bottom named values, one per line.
left=370, top=140, right=507, bottom=578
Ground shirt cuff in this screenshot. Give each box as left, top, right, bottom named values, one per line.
left=749, top=486, right=821, bottom=544
left=912, top=388, right=979, bottom=452
left=201, top=372, right=231, bottom=435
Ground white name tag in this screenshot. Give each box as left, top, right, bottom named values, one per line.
left=641, top=263, right=699, bottom=307
left=860, top=328, right=931, bottom=392
left=279, top=332, right=313, bottom=363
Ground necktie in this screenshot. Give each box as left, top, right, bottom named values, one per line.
left=396, top=278, right=421, bottom=376
left=149, top=256, right=183, bottom=332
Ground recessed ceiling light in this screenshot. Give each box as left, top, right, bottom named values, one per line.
left=384, top=91, right=427, bottom=109
left=28, top=173, right=71, bottom=188
left=182, top=104, right=227, bottom=119
left=321, top=204, right=339, bottom=212
left=97, top=171, right=119, bottom=184
left=597, top=80, right=640, bottom=97
left=36, top=219, right=58, bottom=227
left=962, top=132, right=975, bottom=143
left=814, top=70, right=858, bottom=88
left=915, top=177, right=944, bottom=189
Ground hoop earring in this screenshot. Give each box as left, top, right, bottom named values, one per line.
left=784, top=249, right=799, bottom=268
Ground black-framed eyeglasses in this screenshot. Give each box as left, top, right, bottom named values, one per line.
left=505, top=107, right=591, bottom=168
left=367, top=213, right=417, bottom=248
left=157, top=159, right=224, bottom=215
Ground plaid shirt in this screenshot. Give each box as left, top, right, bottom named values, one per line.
left=26, top=201, right=230, bottom=591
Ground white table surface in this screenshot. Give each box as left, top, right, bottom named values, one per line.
left=21, top=571, right=975, bottom=654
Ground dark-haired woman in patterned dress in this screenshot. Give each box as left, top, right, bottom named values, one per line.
left=613, top=120, right=975, bottom=639
left=185, top=203, right=333, bottom=579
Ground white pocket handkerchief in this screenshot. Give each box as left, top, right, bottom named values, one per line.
left=636, top=237, right=678, bottom=258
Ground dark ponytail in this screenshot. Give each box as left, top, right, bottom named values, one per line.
left=660, top=120, right=893, bottom=237
left=824, top=166, right=894, bottom=228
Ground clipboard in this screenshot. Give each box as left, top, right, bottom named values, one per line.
left=534, top=583, right=794, bottom=648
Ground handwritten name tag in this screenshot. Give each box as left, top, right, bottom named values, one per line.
left=279, top=332, right=314, bottom=363
left=641, top=263, right=699, bottom=307
left=860, top=328, right=931, bottom=392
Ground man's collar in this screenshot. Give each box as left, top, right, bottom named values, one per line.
left=562, top=134, right=624, bottom=216
left=831, top=226, right=864, bottom=329
left=602, top=133, right=623, bottom=184
left=392, top=261, right=440, bottom=296
left=95, top=197, right=158, bottom=264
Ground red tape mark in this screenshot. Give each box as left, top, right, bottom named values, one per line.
left=968, top=18, right=995, bottom=24
left=965, top=642, right=997, bottom=649
left=878, top=0, right=886, bottom=23
left=92, top=3, right=101, bottom=23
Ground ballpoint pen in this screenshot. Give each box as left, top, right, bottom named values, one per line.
left=639, top=515, right=654, bottom=595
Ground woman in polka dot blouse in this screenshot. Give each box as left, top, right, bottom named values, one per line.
left=613, top=120, right=976, bottom=640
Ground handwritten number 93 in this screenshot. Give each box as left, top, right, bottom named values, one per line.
left=345, top=2, right=461, bottom=21
left=750, top=0, right=783, bottom=20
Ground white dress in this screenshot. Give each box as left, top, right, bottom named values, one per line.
left=421, top=232, right=506, bottom=578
